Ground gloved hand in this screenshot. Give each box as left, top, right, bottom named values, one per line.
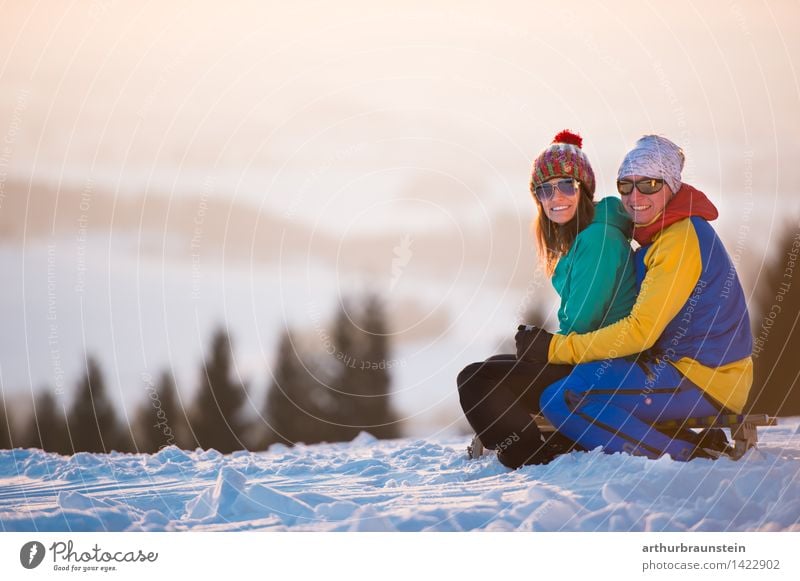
left=515, top=324, right=553, bottom=363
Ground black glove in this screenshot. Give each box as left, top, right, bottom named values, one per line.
left=515, top=324, right=553, bottom=363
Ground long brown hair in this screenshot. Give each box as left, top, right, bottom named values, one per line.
left=532, top=182, right=596, bottom=276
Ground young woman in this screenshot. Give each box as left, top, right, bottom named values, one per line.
left=457, top=130, right=637, bottom=469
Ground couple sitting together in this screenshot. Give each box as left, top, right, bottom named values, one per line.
left=458, top=131, right=753, bottom=469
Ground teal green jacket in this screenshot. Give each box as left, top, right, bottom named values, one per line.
left=551, top=197, right=636, bottom=334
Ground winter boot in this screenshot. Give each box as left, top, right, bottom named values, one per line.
left=690, top=427, right=733, bottom=459
left=495, top=421, right=557, bottom=469
left=467, top=434, right=487, bottom=459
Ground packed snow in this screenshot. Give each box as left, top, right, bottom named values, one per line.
left=2, top=421, right=800, bottom=532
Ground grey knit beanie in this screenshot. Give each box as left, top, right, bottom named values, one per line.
left=618, top=135, right=685, bottom=194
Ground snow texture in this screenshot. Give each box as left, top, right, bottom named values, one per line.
left=1, top=420, right=800, bottom=532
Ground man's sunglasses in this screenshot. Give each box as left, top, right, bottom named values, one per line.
left=617, top=178, right=665, bottom=195
left=534, top=178, right=578, bottom=201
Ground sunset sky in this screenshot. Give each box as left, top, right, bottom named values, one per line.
left=2, top=1, right=798, bottom=224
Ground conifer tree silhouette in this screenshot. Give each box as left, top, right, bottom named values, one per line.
left=357, top=295, right=400, bottom=439
left=261, top=330, right=334, bottom=446
left=261, top=295, right=402, bottom=447
left=188, top=328, right=248, bottom=452
left=749, top=223, right=800, bottom=416
left=327, top=302, right=364, bottom=442
left=0, top=395, right=11, bottom=450
left=68, top=356, right=122, bottom=453
left=325, top=295, right=401, bottom=440
left=133, top=371, right=186, bottom=452
left=24, top=390, right=71, bottom=454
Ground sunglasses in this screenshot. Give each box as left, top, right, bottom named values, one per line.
left=534, top=178, right=578, bottom=201
left=617, top=177, right=665, bottom=195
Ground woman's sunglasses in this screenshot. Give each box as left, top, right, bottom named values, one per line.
left=534, top=178, right=578, bottom=201
left=617, top=178, right=665, bottom=195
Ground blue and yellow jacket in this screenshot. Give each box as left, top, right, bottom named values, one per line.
left=547, top=184, right=753, bottom=413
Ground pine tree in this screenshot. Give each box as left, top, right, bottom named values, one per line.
left=261, top=330, right=334, bottom=447
left=68, top=356, right=122, bottom=453
left=327, top=302, right=366, bottom=442
left=749, top=224, right=800, bottom=416
left=326, top=296, right=401, bottom=440
left=188, top=328, right=248, bottom=452
left=358, top=295, right=400, bottom=439
left=261, top=296, right=402, bottom=446
left=0, top=395, right=11, bottom=450
left=24, top=390, right=71, bottom=453
left=133, top=371, right=186, bottom=452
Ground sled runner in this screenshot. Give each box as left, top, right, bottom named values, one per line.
left=532, top=413, right=776, bottom=460
left=649, top=413, right=777, bottom=459
left=468, top=413, right=776, bottom=461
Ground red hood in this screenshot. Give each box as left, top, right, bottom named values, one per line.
left=633, top=183, right=719, bottom=245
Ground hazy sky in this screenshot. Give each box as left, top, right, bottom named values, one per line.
left=1, top=0, right=798, bottom=235
left=2, top=1, right=800, bottom=433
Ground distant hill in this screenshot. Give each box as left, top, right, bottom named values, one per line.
left=0, top=178, right=540, bottom=291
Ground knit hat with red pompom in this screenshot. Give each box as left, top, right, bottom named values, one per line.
left=530, top=130, right=596, bottom=198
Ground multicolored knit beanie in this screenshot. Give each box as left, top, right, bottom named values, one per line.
left=531, top=130, right=596, bottom=198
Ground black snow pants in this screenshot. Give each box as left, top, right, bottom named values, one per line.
left=457, top=354, right=575, bottom=469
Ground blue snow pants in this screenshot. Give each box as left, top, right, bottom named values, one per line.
left=539, top=358, right=723, bottom=461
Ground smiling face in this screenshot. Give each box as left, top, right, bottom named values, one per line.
left=620, top=175, right=674, bottom=225
left=540, top=177, right=579, bottom=224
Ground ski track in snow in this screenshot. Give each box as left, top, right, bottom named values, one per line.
left=2, top=422, right=800, bottom=532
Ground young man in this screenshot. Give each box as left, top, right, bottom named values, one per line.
left=517, top=135, right=753, bottom=461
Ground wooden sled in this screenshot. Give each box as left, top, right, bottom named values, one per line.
left=468, top=413, right=777, bottom=461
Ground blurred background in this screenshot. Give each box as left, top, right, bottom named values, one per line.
left=1, top=0, right=799, bottom=452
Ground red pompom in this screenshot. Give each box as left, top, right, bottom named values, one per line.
left=552, top=130, right=583, bottom=148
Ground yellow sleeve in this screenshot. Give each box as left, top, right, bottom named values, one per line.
left=548, top=219, right=703, bottom=364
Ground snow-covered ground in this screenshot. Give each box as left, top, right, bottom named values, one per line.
left=2, top=420, right=800, bottom=532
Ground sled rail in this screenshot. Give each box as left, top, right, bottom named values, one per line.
left=469, top=414, right=776, bottom=461
left=533, top=413, right=776, bottom=460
